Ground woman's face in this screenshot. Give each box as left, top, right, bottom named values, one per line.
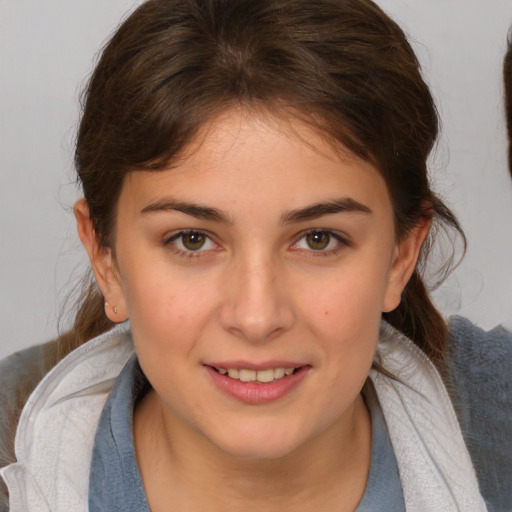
left=94, top=110, right=422, bottom=460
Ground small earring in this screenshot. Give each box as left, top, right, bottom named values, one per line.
left=104, top=302, right=119, bottom=315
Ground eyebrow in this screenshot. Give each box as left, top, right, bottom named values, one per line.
left=281, top=198, right=372, bottom=224
left=140, top=197, right=372, bottom=225
left=140, top=199, right=233, bottom=224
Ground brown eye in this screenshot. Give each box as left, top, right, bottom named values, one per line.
left=305, top=231, right=331, bottom=250
left=166, top=230, right=217, bottom=256
left=181, top=232, right=207, bottom=251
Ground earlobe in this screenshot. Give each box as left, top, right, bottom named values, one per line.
left=382, top=216, right=432, bottom=313
left=74, top=198, right=128, bottom=322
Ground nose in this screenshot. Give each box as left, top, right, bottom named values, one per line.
left=218, top=254, right=295, bottom=343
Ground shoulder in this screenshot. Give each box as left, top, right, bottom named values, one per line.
left=1, top=325, right=134, bottom=511
left=446, top=316, right=512, bottom=422
left=0, top=340, right=60, bottom=408
left=446, top=316, right=512, bottom=511
left=0, top=341, right=55, bottom=388
left=0, top=339, right=61, bottom=509
left=0, top=341, right=59, bottom=465
left=448, top=315, right=512, bottom=364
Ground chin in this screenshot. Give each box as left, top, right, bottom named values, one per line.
left=207, top=421, right=307, bottom=461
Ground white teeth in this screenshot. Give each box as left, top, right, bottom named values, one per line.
left=227, top=368, right=239, bottom=379
left=256, top=369, right=275, bottom=383
left=239, top=369, right=256, bottom=382
left=219, top=366, right=296, bottom=382
left=274, top=367, right=285, bottom=379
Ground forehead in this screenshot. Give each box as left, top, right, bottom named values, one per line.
left=119, top=109, right=392, bottom=219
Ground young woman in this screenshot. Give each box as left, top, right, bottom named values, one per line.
left=1, top=1, right=510, bottom=510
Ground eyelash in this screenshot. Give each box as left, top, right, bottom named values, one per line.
left=163, top=229, right=350, bottom=259
left=163, top=229, right=219, bottom=259
left=290, top=229, right=350, bottom=257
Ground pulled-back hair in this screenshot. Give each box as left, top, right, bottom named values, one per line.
left=69, top=0, right=464, bottom=367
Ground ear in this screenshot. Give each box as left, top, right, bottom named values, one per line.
left=382, top=215, right=432, bottom=313
left=74, top=198, right=128, bottom=322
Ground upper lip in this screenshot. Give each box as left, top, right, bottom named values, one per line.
left=205, top=360, right=308, bottom=370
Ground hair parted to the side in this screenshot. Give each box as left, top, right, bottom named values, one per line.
left=67, top=0, right=465, bottom=368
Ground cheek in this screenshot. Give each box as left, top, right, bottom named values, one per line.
left=119, top=261, right=220, bottom=353
left=318, top=303, right=380, bottom=373
left=300, top=269, right=386, bottom=336
left=296, top=262, right=387, bottom=377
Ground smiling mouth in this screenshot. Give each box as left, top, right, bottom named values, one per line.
left=209, top=366, right=299, bottom=383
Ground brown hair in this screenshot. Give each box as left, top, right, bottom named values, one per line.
left=504, top=30, right=512, bottom=177
left=67, top=0, right=464, bottom=367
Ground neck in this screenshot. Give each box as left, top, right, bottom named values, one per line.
left=134, top=390, right=371, bottom=512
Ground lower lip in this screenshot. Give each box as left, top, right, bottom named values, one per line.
left=205, top=366, right=310, bottom=404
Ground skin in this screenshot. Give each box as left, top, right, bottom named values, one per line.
left=76, top=109, right=429, bottom=511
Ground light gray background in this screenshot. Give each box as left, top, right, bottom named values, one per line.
left=1, top=0, right=512, bottom=359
